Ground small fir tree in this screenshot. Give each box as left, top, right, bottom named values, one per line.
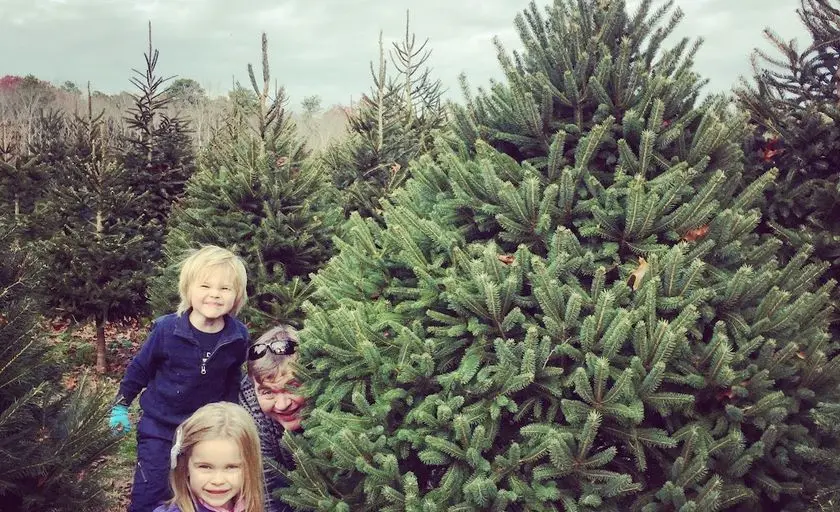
left=0, top=119, right=42, bottom=238
left=282, top=1, right=840, bottom=510
left=20, top=109, right=92, bottom=243
left=325, top=11, right=447, bottom=222
left=148, top=33, right=339, bottom=329
left=36, top=89, right=146, bottom=373
left=121, top=22, right=196, bottom=275
left=0, top=221, right=121, bottom=512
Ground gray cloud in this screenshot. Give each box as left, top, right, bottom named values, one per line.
left=0, top=0, right=809, bottom=108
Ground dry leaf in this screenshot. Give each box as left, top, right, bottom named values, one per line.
left=63, top=374, right=78, bottom=391
left=681, top=225, right=709, bottom=242
left=497, top=254, right=515, bottom=265
left=627, top=256, right=649, bottom=291
left=716, top=387, right=735, bottom=401
left=762, top=148, right=782, bottom=162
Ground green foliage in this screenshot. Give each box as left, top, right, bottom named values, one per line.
left=0, top=222, right=121, bottom=511
left=33, top=99, right=147, bottom=371
left=60, top=81, right=80, bottom=95
left=284, top=1, right=840, bottom=510
left=325, top=11, right=448, bottom=222
left=229, top=84, right=260, bottom=115
left=148, top=33, right=340, bottom=330
left=0, top=122, right=41, bottom=237
left=166, top=77, right=207, bottom=106
left=301, top=95, right=323, bottom=117
left=121, top=23, right=197, bottom=278
left=736, top=0, right=840, bottom=295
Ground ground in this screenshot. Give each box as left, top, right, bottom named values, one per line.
left=49, top=317, right=148, bottom=512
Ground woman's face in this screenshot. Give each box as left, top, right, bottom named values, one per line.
left=254, top=371, right=305, bottom=431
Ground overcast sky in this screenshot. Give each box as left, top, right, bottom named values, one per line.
left=0, top=0, right=809, bottom=109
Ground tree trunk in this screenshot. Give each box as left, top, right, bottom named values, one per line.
left=95, top=315, right=107, bottom=373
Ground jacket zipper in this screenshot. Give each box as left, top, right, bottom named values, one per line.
left=199, top=337, right=241, bottom=375
left=200, top=351, right=210, bottom=375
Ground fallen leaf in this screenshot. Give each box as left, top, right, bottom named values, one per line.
left=681, top=225, right=709, bottom=242
left=627, top=257, right=649, bottom=291
left=762, top=148, right=783, bottom=161
left=716, top=387, right=736, bottom=402
left=497, top=254, right=515, bottom=265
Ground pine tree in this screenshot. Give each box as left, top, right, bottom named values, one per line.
left=0, top=118, right=42, bottom=240
left=121, top=22, right=196, bottom=275
left=0, top=221, right=121, bottom=511
left=326, top=11, right=447, bottom=222
left=36, top=89, right=146, bottom=373
left=282, top=1, right=840, bottom=510
left=19, top=109, right=88, bottom=243
left=735, top=0, right=840, bottom=316
left=148, top=33, right=339, bottom=330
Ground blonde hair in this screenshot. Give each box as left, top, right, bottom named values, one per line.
left=167, top=402, right=265, bottom=512
left=247, top=324, right=300, bottom=385
left=176, top=245, right=248, bottom=316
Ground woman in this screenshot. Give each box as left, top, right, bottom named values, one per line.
left=238, top=325, right=304, bottom=512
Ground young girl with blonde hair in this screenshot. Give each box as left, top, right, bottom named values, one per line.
left=154, top=402, right=265, bottom=512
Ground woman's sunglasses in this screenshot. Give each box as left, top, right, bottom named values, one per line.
left=248, top=337, right=297, bottom=360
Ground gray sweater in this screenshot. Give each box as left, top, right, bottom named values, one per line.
left=238, top=376, right=295, bottom=512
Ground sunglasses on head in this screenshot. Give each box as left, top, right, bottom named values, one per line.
left=248, top=337, right=297, bottom=360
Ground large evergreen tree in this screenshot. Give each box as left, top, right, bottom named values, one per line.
left=148, top=33, right=339, bottom=329
left=325, top=11, right=447, bottom=222
left=0, top=221, right=121, bottom=511
left=282, top=1, right=840, bottom=510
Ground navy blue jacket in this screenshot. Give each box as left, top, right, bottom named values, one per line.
left=118, top=311, right=249, bottom=430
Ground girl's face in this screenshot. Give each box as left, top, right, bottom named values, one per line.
left=255, top=370, right=306, bottom=431
left=187, top=438, right=244, bottom=509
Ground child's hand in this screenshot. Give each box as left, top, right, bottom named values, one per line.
left=109, top=404, right=131, bottom=434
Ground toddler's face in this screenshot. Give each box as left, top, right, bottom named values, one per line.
left=188, top=264, right=238, bottom=328
left=187, top=437, right=244, bottom=509
left=255, top=372, right=306, bottom=431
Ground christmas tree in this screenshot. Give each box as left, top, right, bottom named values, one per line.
left=736, top=0, right=840, bottom=316
left=325, top=11, right=447, bottom=222
left=120, top=22, right=197, bottom=285
left=22, top=110, right=74, bottom=239
left=0, top=221, right=121, bottom=511
left=148, top=33, right=339, bottom=329
left=0, top=124, right=34, bottom=224
left=35, top=89, right=146, bottom=373
left=283, top=1, right=840, bottom=510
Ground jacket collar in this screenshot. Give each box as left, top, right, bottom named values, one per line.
left=173, top=309, right=243, bottom=346
left=196, top=496, right=245, bottom=512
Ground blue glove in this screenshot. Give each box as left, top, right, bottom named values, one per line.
left=109, top=404, right=131, bottom=434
